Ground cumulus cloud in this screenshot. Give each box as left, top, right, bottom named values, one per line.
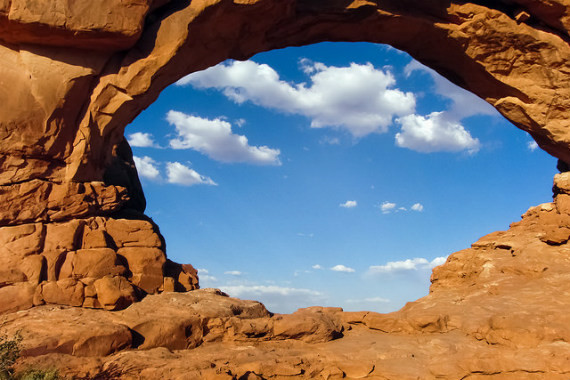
left=340, top=200, right=358, bottom=208
left=179, top=58, right=487, bottom=154
left=395, top=112, right=481, bottom=153
left=220, top=284, right=325, bottom=313
left=133, top=156, right=161, bottom=180
left=128, top=132, right=158, bottom=148
left=166, top=161, right=217, bottom=186
left=397, top=60, right=494, bottom=154
left=224, top=270, right=243, bottom=276
left=312, top=264, right=323, bottom=270
left=368, top=256, right=447, bottom=275
left=330, top=265, right=356, bottom=273
left=404, top=60, right=498, bottom=121
left=178, top=60, right=415, bottom=138
left=380, top=201, right=397, bottom=214
left=430, top=257, right=447, bottom=267
left=378, top=201, right=425, bottom=214
left=167, top=111, right=281, bottom=165
left=320, top=136, right=341, bottom=145
left=528, top=140, right=539, bottom=151
left=197, top=269, right=218, bottom=283
left=411, top=203, right=424, bottom=212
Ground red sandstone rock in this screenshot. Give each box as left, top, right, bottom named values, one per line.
left=0, top=0, right=154, bottom=49
left=2, top=306, right=132, bottom=357
left=117, top=247, right=165, bottom=293
left=2, top=1, right=570, bottom=378
left=93, top=276, right=137, bottom=311
left=0, top=215, right=197, bottom=313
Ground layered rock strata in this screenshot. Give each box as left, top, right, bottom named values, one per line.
left=0, top=212, right=198, bottom=314
left=4, top=173, right=570, bottom=378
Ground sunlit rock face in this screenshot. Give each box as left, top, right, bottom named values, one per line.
left=1, top=0, right=570, bottom=371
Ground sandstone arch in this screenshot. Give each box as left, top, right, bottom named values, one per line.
left=4, top=2, right=570, bottom=378
left=1, top=0, right=569, bottom=312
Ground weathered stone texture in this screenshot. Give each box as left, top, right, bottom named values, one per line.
left=0, top=215, right=198, bottom=313
left=2, top=1, right=570, bottom=378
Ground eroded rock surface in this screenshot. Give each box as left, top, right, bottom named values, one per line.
left=0, top=213, right=198, bottom=313
left=6, top=178, right=570, bottom=378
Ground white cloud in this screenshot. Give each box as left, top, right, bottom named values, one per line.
left=178, top=60, right=415, bottom=138
left=404, top=60, right=498, bottom=121
left=224, top=270, right=242, bottom=276
left=312, top=264, right=323, bottom=270
left=297, top=233, right=314, bottom=238
left=346, top=297, right=390, bottom=304
left=398, top=61, right=497, bottom=154
left=395, top=112, right=480, bottom=153
left=340, top=200, right=357, bottom=208
left=219, top=284, right=325, bottom=313
left=330, top=264, right=356, bottom=273
left=293, top=269, right=312, bottom=277
left=128, top=132, right=158, bottom=148
left=235, top=118, right=246, bottom=127
left=320, top=136, right=341, bottom=145
left=166, top=161, right=217, bottom=186
left=528, top=140, right=539, bottom=151
left=200, top=274, right=218, bottom=282
left=179, top=59, right=492, bottom=154
left=380, top=201, right=397, bottom=214
left=364, top=297, right=390, bottom=303
left=411, top=203, right=424, bottom=212
left=197, top=269, right=217, bottom=282
left=133, top=156, right=161, bottom=180
left=430, top=257, right=447, bottom=267
left=167, top=111, right=281, bottom=165
left=368, top=256, right=447, bottom=275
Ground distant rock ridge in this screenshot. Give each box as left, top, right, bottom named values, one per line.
left=2, top=1, right=570, bottom=377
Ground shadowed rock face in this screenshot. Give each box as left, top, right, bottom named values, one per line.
left=1, top=1, right=570, bottom=372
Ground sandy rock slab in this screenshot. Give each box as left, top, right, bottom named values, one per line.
left=4, top=289, right=347, bottom=377
left=15, top=327, right=570, bottom=379
left=7, top=280, right=570, bottom=379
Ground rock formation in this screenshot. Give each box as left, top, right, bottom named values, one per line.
left=2, top=0, right=570, bottom=378
left=6, top=175, right=570, bottom=378
left=1, top=0, right=570, bottom=311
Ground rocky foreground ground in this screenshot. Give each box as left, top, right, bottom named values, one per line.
left=3, top=173, right=570, bottom=379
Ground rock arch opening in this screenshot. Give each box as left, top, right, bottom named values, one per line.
left=125, top=41, right=557, bottom=313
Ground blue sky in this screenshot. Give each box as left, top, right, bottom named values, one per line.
left=126, top=42, right=556, bottom=314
